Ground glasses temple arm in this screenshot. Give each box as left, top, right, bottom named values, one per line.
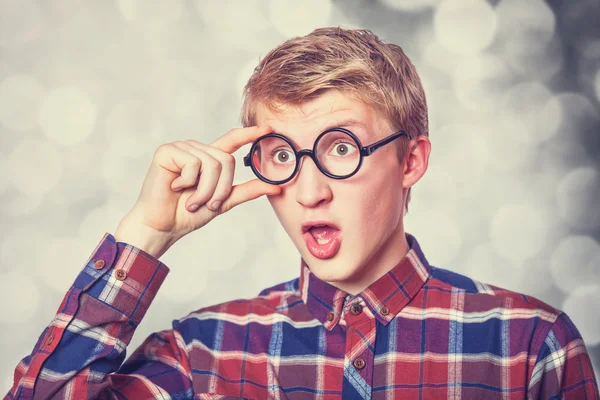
left=363, top=131, right=408, bottom=156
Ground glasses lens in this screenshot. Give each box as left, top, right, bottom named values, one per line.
left=250, top=136, right=296, bottom=182
left=249, top=130, right=361, bottom=182
left=316, top=130, right=360, bottom=177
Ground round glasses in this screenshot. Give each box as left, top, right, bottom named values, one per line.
left=243, top=127, right=408, bottom=184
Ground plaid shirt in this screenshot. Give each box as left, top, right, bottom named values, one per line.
left=5, top=232, right=599, bottom=399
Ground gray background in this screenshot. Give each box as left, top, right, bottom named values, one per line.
left=1, top=0, right=599, bottom=388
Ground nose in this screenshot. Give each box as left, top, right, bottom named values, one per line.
left=294, top=153, right=332, bottom=208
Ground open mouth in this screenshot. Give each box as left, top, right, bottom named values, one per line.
left=308, top=225, right=339, bottom=244
left=301, top=221, right=342, bottom=259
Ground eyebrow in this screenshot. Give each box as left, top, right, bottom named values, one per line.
left=275, top=118, right=371, bottom=148
left=320, top=118, right=367, bottom=133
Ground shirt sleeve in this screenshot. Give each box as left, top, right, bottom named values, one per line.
left=5, top=232, right=194, bottom=400
left=527, top=311, right=600, bottom=399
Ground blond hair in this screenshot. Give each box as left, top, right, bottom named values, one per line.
left=240, top=27, right=428, bottom=214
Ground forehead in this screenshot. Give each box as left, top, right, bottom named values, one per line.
left=254, top=90, right=389, bottom=139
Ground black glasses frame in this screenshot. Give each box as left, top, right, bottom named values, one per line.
left=243, top=127, right=409, bottom=185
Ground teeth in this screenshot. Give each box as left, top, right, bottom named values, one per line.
left=316, top=238, right=332, bottom=245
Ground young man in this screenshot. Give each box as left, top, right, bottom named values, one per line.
left=6, top=27, right=599, bottom=399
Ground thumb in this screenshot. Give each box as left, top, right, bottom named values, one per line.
left=220, top=179, right=282, bottom=212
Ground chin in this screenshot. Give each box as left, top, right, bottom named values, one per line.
left=306, top=255, right=359, bottom=283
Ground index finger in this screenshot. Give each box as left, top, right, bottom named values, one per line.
left=209, top=125, right=274, bottom=154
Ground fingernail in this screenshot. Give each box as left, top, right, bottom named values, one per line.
left=210, top=201, right=221, bottom=210
left=189, top=204, right=199, bottom=212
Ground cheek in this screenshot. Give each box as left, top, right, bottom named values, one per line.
left=354, top=175, right=403, bottom=229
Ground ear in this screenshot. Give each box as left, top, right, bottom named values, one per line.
left=402, top=136, right=431, bottom=190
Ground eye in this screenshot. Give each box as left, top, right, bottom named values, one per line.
left=330, top=141, right=357, bottom=157
left=272, top=149, right=295, bottom=164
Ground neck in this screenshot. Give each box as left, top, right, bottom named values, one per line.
left=329, top=223, right=410, bottom=296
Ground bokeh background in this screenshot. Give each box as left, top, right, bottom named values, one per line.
left=1, top=0, right=599, bottom=388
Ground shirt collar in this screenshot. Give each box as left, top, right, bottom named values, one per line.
left=298, top=232, right=431, bottom=331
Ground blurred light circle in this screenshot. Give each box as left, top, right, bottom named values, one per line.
left=405, top=205, right=462, bottom=266
left=472, top=172, right=559, bottom=235
left=433, top=0, right=497, bottom=55
left=556, top=0, right=599, bottom=37
left=45, top=143, right=103, bottom=207
left=0, top=224, right=45, bottom=274
left=100, top=151, right=150, bottom=196
left=501, top=36, right=563, bottom=81
left=116, top=0, right=183, bottom=24
left=430, top=123, right=490, bottom=199
left=38, top=237, right=92, bottom=292
left=39, top=86, right=97, bottom=146
left=158, top=238, right=210, bottom=304
left=595, top=68, right=600, bottom=103
left=0, top=152, right=8, bottom=195
left=143, top=60, right=215, bottom=128
left=196, top=0, right=269, bottom=34
left=496, top=0, right=556, bottom=46
left=80, top=203, right=130, bottom=238
left=417, top=164, right=458, bottom=204
left=272, top=218, right=301, bottom=260
left=557, top=167, right=600, bottom=231
left=0, top=0, right=43, bottom=49
left=379, top=0, right=441, bottom=11
left=420, top=34, right=465, bottom=76
left=562, top=284, right=600, bottom=346
left=482, top=114, right=536, bottom=173
left=453, top=53, right=513, bottom=112
left=0, top=74, right=45, bottom=131
left=502, top=83, right=562, bottom=143
left=0, top=272, right=40, bottom=323
left=195, top=0, right=276, bottom=52
left=268, top=0, right=333, bottom=38
left=0, top=192, right=43, bottom=217
left=550, top=235, right=600, bottom=293
left=251, top=244, right=299, bottom=290
left=7, top=139, right=63, bottom=196
left=183, top=210, right=250, bottom=273
left=555, top=93, right=600, bottom=132
left=105, top=100, right=167, bottom=158
left=490, top=204, right=548, bottom=262
left=463, top=242, right=525, bottom=292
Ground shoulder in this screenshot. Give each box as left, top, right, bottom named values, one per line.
left=426, top=266, right=567, bottom=338
left=426, top=266, right=592, bottom=363
left=428, top=265, right=561, bottom=315
left=171, top=277, right=306, bottom=342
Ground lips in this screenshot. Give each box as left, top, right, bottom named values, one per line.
left=301, top=220, right=340, bottom=234
left=301, top=220, right=342, bottom=259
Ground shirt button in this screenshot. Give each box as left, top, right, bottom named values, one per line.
left=115, top=269, right=127, bottom=281
left=380, top=306, right=390, bottom=316
left=353, top=357, right=366, bottom=370
left=46, top=335, right=54, bottom=345
left=327, top=312, right=335, bottom=322
left=351, top=304, right=362, bottom=315
left=94, top=260, right=105, bottom=270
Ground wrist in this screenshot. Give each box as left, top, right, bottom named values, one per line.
left=114, top=218, right=177, bottom=259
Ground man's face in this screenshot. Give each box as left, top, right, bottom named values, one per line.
left=256, top=89, right=409, bottom=294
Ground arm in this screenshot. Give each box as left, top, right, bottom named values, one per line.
left=527, top=312, right=600, bottom=399
left=5, top=233, right=193, bottom=399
